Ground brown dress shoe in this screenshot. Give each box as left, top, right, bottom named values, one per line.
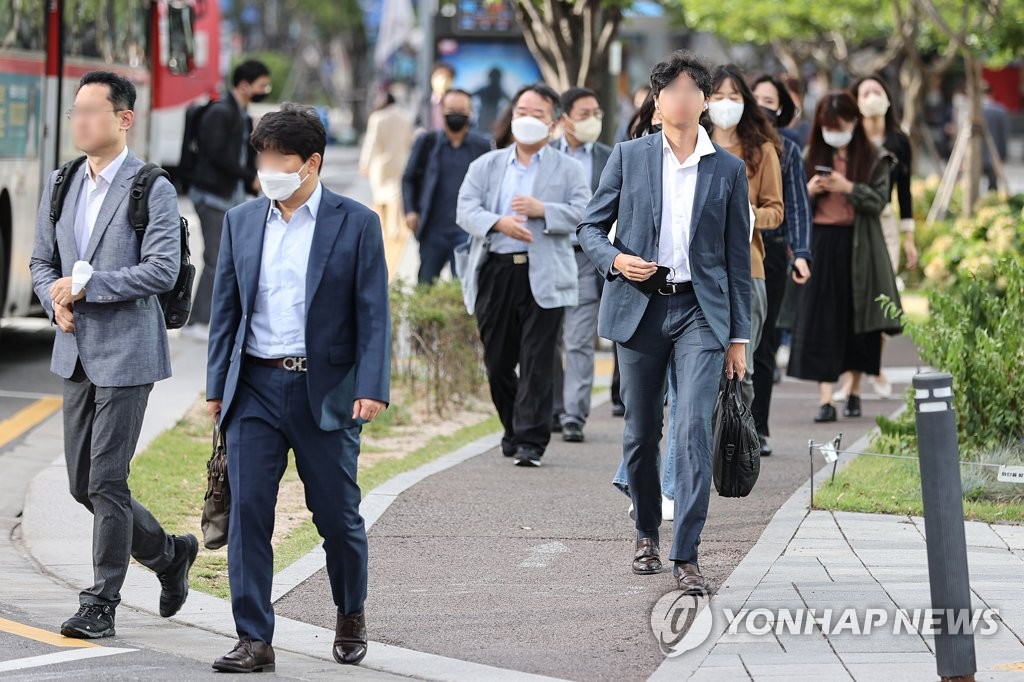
left=333, top=611, right=368, bottom=665
left=632, top=538, right=662, bottom=575
left=212, top=638, right=276, bottom=673
left=674, top=562, right=710, bottom=595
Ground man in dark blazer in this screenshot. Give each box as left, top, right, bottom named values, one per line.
left=402, top=88, right=492, bottom=285
left=577, top=51, right=751, bottom=594
left=206, top=104, right=390, bottom=672
left=550, top=87, right=613, bottom=443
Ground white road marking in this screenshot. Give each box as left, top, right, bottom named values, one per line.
left=519, top=541, right=570, bottom=568
left=0, top=646, right=136, bottom=673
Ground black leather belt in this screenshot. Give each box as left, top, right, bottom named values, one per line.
left=246, top=355, right=307, bottom=372
left=490, top=252, right=529, bottom=265
left=656, top=281, right=695, bottom=296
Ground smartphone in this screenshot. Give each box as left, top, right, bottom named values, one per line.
left=814, top=165, right=833, bottom=176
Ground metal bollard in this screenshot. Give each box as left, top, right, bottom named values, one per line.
left=913, top=372, right=976, bottom=680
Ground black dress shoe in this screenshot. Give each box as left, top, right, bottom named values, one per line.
left=212, top=638, right=276, bottom=673
left=562, top=421, right=584, bottom=443
left=611, top=403, right=625, bottom=417
left=514, top=446, right=543, bottom=467
left=158, top=534, right=199, bottom=617
left=632, top=538, right=662, bottom=575
left=814, top=403, right=838, bottom=423
left=61, top=604, right=115, bottom=639
left=759, top=435, right=772, bottom=457
left=334, top=611, right=368, bottom=665
left=550, top=417, right=563, bottom=433
left=844, top=395, right=862, bottom=418
left=673, top=562, right=710, bottom=595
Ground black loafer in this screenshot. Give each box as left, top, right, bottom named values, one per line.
left=212, top=638, right=276, bottom=673
left=673, top=562, right=710, bottom=595
left=844, top=395, right=862, bottom=418
left=333, top=611, right=368, bottom=665
left=759, top=435, right=772, bottom=457
left=60, top=604, right=115, bottom=639
left=814, top=403, right=838, bottom=423
left=158, top=534, right=199, bottom=617
left=632, top=538, right=662, bottom=575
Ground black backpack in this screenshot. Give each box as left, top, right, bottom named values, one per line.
left=176, top=99, right=214, bottom=192
left=49, top=156, right=196, bottom=329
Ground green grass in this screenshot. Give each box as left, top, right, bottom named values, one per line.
left=814, top=451, right=1024, bottom=524
left=130, top=405, right=501, bottom=598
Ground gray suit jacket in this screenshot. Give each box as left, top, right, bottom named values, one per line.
left=548, top=139, right=613, bottom=192
left=29, top=150, right=180, bottom=387
left=577, top=132, right=752, bottom=348
left=455, top=147, right=592, bottom=315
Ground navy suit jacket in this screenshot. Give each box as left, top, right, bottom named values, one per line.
left=401, top=130, right=492, bottom=239
left=206, top=186, right=391, bottom=431
left=576, top=131, right=752, bottom=348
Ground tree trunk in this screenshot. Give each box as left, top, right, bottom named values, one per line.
left=960, top=56, right=985, bottom=217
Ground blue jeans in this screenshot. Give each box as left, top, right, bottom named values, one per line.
left=612, top=368, right=675, bottom=500
left=418, top=231, right=467, bottom=285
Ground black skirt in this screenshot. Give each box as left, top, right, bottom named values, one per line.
left=788, top=224, right=882, bottom=383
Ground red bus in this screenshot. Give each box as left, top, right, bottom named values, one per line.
left=0, top=0, right=220, bottom=320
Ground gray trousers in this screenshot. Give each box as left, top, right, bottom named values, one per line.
left=553, top=249, right=602, bottom=426
left=190, top=201, right=227, bottom=326
left=63, top=362, right=175, bottom=608
left=740, top=278, right=768, bottom=409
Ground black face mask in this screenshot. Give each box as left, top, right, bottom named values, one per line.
left=445, top=113, right=470, bottom=132
left=250, top=92, right=269, bottom=104
left=759, top=106, right=779, bottom=127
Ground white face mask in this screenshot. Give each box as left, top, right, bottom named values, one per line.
left=707, top=99, right=744, bottom=129
left=859, top=92, right=890, bottom=118
left=258, top=162, right=310, bottom=202
left=822, top=128, right=854, bottom=149
left=511, top=116, right=551, bottom=145
left=571, top=116, right=603, bottom=144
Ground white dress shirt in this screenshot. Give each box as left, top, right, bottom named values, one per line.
left=658, top=126, right=715, bottom=284
left=74, top=146, right=129, bottom=261
left=246, top=181, right=322, bottom=358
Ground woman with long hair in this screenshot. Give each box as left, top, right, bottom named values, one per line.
left=788, top=91, right=902, bottom=422
left=704, top=64, right=784, bottom=410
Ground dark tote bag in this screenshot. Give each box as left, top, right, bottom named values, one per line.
left=201, top=425, right=230, bottom=549
left=712, top=377, right=762, bottom=497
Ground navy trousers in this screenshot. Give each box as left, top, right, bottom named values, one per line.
left=617, top=291, right=725, bottom=566
left=224, top=362, right=367, bottom=644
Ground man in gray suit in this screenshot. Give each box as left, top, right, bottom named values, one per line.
left=551, top=87, right=613, bottom=443
left=29, top=71, right=197, bottom=638
left=456, top=83, right=592, bottom=467
left=577, top=52, right=751, bottom=594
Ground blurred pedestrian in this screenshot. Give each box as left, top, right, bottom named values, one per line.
left=360, top=91, right=415, bottom=241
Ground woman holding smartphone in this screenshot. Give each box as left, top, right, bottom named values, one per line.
left=787, top=92, right=902, bottom=423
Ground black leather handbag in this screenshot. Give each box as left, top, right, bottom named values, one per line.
left=712, top=377, right=762, bottom=497
left=201, top=425, right=230, bottom=549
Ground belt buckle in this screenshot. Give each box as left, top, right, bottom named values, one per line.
left=657, top=284, right=675, bottom=296
left=512, top=253, right=528, bottom=265
left=283, top=357, right=307, bottom=373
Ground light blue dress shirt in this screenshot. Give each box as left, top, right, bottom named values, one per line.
left=489, top=147, right=546, bottom=254
left=246, top=181, right=322, bottom=358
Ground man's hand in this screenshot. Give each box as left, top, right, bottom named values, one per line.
left=791, top=257, right=811, bottom=284
left=612, top=254, right=658, bottom=282
left=493, top=215, right=533, bottom=243
left=405, top=212, right=420, bottom=232
left=50, top=276, right=85, bottom=308
left=53, top=300, right=75, bottom=334
left=510, top=195, right=544, bottom=218
left=353, top=399, right=386, bottom=422
left=207, top=399, right=222, bottom=423
left=903, top=234, right=919, bottom=269
left=724, top=342, right=747, bottom=381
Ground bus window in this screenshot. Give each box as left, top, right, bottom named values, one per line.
left=167, top=2, right=195, bottom=75
left=64, top=0, right=147, bottom=67
left=0, top=1, right=44, bottom=51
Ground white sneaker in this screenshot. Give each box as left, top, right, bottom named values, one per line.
left=871, top=373, right=893, bottom=399
left=662, top=495, right=674, bottom=521
left=775, top=344, right=790, bottom=370
left=180, top=323, right=209, bottom=341
left=628, top=503, right=635, bottom=520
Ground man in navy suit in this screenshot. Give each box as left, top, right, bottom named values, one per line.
left=206, top=104, right=390, bottom=672
left=577, top=51, right=751, bottom=594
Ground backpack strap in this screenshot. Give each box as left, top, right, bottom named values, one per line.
left=49, top=155, right=87, bottom=226
left=128, top=163, right=171, bottom=237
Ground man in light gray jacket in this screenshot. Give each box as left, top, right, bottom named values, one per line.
left=29, top=71, right=198, bottom=639
left=456, top=83, right=591, bottom=467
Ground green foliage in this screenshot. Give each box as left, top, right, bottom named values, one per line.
left=881, top=258, right=1024, bottom=454
left=390, top=280, right=487, bottom=416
